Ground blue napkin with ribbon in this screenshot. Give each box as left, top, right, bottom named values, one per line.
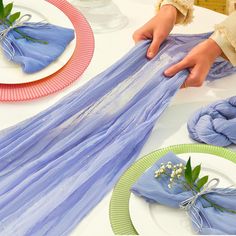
left=0, top=21, right=74, bottom=73
left=131, top=152, right=236, bottom=235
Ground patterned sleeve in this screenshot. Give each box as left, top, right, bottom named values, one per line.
left=210, top=11, right=236, bottom=66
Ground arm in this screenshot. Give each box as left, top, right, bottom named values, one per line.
left=156, top=1, right=236, bottom=66
left=156, top=0, right=194, bottom=25
left=133, top=4, right=178, bottom=59
left=133, top=0, right=194, bottom=59
left=133, top=0, right=236, bottom=88
left=165, top=11, right=236, bottom=88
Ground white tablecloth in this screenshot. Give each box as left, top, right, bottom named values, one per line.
left=0, top=1, right=235, bottom=235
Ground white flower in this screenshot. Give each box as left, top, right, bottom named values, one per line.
left=166, top=164, right=172, bottom=169
left=176, top=168, right=183, bottom=174
left=179, top=163, right=183, bottom=168
left=160, top=168, right=165, bottom=174
left=170, top=178, right=173, bottom=182
left=168, top=184, right=172, bottom=189
left=154, top=170, right=161, bottom=177
left=171, top=171, right=176, bottom=178
left=167, top=161, right=172, bottom=165
left=177, top=174, right=181, bottom=178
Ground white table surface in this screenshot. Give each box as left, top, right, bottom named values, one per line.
left=0, top=1, right=236, bottom=235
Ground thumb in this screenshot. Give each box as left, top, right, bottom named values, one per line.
left=146, top=35, right=162, bottom=59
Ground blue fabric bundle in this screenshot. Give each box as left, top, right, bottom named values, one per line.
left=131, top=152, right=236, bottom=235
left=0, top=33, right=235, bottom=236
left=0, top=23, right=75, bottom=73
left=188, top=96, right=236, bottom=147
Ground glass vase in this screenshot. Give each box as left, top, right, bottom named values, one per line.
left=70, top=0, right=128, bottom=33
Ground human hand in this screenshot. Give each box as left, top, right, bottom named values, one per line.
left=133, top=5, right=177, bottom=59
left=164, top=38, right=223, bottom=88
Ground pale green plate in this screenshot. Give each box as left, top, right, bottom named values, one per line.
left=109, top=144, right=236, bottom=235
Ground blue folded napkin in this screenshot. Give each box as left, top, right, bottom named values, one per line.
left=0, top=23, right=75, bottom=73
left=131, top=152, right=236, bottom=235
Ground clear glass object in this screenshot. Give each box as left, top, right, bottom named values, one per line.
left=70, top=0, right=128, bottom=33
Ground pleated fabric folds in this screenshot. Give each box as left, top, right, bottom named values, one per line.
left=1, top=23, right=75, bottom=73
left=188, top=96, right=236, bottom=146
left=0, top=33, right=235, bottom=236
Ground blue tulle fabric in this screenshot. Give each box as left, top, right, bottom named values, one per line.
left=131, top=152, right=236, bottom=235
left=0, top=23, right=74, bottom=73
left=0, top=33, right=235, bottom=236
left=188, top=96, right=236, bottom=146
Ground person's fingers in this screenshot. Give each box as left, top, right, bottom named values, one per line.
left=146, top=33, right=164, bottom=59
left=132, top=31, right=145, bottom=44
left=180, top=82, right=186, bottom=89
left=164, top=59, right=192, bottom=77
left=147, top=40, right=160, bottom=59
left=133, top=30, right=152, bottom=44
left=181, top=65, right=208, bottom=88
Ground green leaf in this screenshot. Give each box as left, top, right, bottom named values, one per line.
left=4, top=3, right=13, bottom=18
left=0, top=0, right=4, bottom=20
left=184, top=157, right=192, bottom=185
left=197, top=175, right=208, bottom=190
left=9, top=11, right=20, bottom=24
left=192, top=164, right=201, bottom=183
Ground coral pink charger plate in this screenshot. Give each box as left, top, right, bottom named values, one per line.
left=0, top=0, right=94, bottom=102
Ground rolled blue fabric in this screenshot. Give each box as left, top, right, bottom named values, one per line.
left=131, top=152, right=236, bottom=235
left=0, top=23, right=75, bottom=73
left=188, top=96, right=236, bottom=146
left=0, top=33, right=235, bottom=235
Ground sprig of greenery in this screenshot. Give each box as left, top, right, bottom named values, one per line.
left=0, top=0, right=48, bottom=44
left=13, top=28, right=48, bottom=44
left=155, top=157, right=236, bottom=214
left=4, top=2, right=13, bottom=18
left=184, top=157, right=209, bottom=191
left=0, top=0, right=4, bottom=20
left=184, top=157, right=236, bottom=214
left=0, top=0, right=20, bottom=24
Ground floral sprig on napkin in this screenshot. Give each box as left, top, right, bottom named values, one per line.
left=0, top=1, right=20, bottom=24
left=155, top=157, right=236, bottom=214
left=0, top=0, right=48, bottom=44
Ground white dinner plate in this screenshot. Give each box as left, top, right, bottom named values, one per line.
left=0, top=0, right=76, bottom=84
left=129, top=153, right=236, bottom=235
